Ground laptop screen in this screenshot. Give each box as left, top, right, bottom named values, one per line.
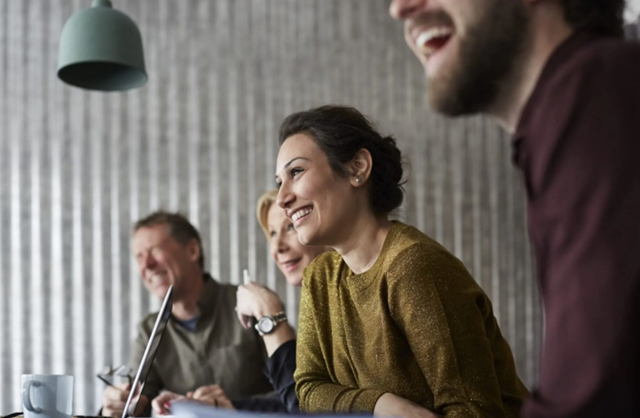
left=122, top=285, right=174, bottom=418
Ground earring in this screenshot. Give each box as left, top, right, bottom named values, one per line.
left=355, top=177, right=360, bottom=183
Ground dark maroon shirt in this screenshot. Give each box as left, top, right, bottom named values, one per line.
left=513, top=32, right=640, bottom=418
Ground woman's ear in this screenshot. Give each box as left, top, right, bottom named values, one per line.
left=348, top=148, right=373, bottom=187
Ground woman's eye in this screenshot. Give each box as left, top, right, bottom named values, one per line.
left=270, top=231, right=277, bottom=238
left=291, top=168, right=303, bottom=177
left=287, top=224, right=295, bottom=232
left=275, top=181, right=282, bottom=190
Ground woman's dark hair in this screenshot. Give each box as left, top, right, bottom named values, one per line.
left=278, top=105, right=404, bottom=215
left=562, top=0, right=624, bottom=37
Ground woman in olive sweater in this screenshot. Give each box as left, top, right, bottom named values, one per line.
left=274, top=105, right=529, bottom=418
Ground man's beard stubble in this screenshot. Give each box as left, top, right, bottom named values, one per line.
left=428, top=1, right=529, bottom=117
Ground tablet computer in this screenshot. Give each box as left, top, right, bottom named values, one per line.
left=121, top=285, right=174, bottom=418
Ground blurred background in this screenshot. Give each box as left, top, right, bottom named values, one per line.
left=0, top=0, right=638, bottom=414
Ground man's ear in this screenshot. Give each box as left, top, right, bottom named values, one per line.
left=186, top=238, right=201, bottom=264
left=347, top=148, right=373, bottom=187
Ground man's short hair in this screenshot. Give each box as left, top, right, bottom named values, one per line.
left=562, top=0, right=625, bottom=37
left=133, top=211, right=205, bottom=270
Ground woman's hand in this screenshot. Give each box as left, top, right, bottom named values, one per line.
left=236, top=282, right=284, bottom=328
left=187, top=385, right=235, bottom=410
left=236, top=281, right=295, bottom=356
left=374, top=393, right=441, bottom=418
left=151, top=391, right=186, bottom=416
left=151, top=386, right=235, bottom=415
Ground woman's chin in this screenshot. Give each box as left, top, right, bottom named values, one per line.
left=297, top=229, right=321, bottom=247
left=285, top=274, right=303, bottom=287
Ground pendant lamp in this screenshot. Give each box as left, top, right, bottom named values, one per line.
left=57, top=0, right=147, bottom=91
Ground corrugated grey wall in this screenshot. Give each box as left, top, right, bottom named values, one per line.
left=0, top=0, right=541, bottom=414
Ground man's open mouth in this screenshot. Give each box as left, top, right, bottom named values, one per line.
left=416, top=26, right=453, bottom=58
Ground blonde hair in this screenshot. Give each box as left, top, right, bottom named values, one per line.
left=256, top=189, right=279, bottom=239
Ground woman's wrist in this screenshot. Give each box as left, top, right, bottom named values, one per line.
left=254, top=299, right=285, bottom=319
left=262, top=323, right=295, bottom=357
left=373, top=393, right=440, bottom=418
left=373, top=393, right=396, bottom=417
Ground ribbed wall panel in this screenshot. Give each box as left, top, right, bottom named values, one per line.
left=0, top=0, right=543, bottom=414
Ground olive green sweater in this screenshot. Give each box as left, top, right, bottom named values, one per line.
left=295, top=222, right=528, bottom=417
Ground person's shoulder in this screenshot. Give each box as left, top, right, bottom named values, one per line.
left=214, top=279, right=239, bottom=294
left=520, top=34, right=640, bottom=153
left=550, top=34, right=640, bottom=91
left=383, top=223, right=470, bottom=284
left=137, top=312, right=160, bottom=337
left=574, top=35, right=640, bottom=66
left=201, top=275, right=238, bottom=302
left=383, top=222, right=448, bottom=267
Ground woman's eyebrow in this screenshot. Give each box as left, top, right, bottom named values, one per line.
left=283, top=156, right=310, bottom=169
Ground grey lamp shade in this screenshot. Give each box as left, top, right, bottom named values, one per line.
left=57, top=0, right=147, bottom=91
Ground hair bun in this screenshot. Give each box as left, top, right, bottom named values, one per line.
left=368, top=135, right=404, bottom=214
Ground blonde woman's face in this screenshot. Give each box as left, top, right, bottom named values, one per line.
left=267, top=203, right=324, bottom=286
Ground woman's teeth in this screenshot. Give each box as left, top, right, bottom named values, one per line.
left=292, top=207, right=313, bottom=222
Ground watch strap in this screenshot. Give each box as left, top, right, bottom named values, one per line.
left=272, top=311, right=287, bottom=325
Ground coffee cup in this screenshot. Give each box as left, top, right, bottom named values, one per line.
left=21, top=374, right=73, bottom=418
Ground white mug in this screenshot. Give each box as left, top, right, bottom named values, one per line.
left=21, top=374, right=73, bottom=418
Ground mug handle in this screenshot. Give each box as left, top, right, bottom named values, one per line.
left=22, top=380, right=43, bottom=413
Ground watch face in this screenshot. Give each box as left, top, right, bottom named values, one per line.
left=258, top=316, right=275, bottom=334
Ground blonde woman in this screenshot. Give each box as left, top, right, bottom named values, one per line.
left=234, top=189, right=326, bottom=412
left=152, top=190, right=324, bottom=414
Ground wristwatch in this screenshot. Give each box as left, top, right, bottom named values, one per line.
left=255, top=312, right=288, bottom=336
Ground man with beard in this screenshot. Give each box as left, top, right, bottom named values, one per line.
left=101, top=211, right=273, bottom=417
left=390, top=1, right=639, bottom=417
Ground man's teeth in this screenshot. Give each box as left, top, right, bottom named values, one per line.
left=417, top=27, right=453, bottom=54
left=292, top=208, right=312, bottom=222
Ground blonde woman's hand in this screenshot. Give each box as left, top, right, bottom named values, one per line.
left=151, top=391, right=187, bottom=415
left=236, top=282, right=284, bottom=329
left=187, top=385, right=235, bottom=410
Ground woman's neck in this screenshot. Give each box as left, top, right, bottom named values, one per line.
left=333, top=213, right=394, bottom=275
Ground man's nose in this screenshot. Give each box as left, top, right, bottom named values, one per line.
left=389, top=0, right=426, bottom=20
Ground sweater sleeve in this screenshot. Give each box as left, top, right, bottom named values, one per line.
left=387, top=244, right=516, bottom=418
left=294, top=270, right=385, bottom=413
